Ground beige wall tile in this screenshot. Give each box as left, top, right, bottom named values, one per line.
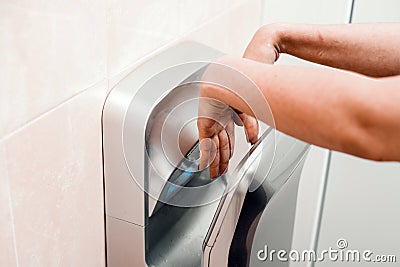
left=176, top=0, right=246, bottom=35
left=185, top=0, right=262, bottom=57
left=0, top=144, right=18, bottom=267
left=108, top=0, right=261, bottom=89
left=4, top=81, right=107, bottom=267
left=1, top=1, right=264, bottom=266
left=106, top=0, right=248, bottom=78
left=106, top=0, right=182, bottom=77
left=0, top=1, right=107, bottom=138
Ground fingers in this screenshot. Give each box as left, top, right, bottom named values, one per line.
left=198, top=111, right=257, bottom=179
left=226, top=120, right=235, bottom=158
left=200, top=131, right=230, bottom=179
left=238, top=113, right=259, bottom=144
left=218, top=129, right=230, bottom=175
left=198, top=116, right=218, bottom=171
left=197, top=100, right=238, bottom=178
left=199, top=137, right=213, bottom=171
left=209, top=135, right=220, bottom=179
left=197, top=117, right=216, bottom=138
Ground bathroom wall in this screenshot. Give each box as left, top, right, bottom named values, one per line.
left=260, top=1, right=400, bottom=267
left=315, top=2, right=400, bottom=266
left=0, top=1, right=262, bottom=266
left=2, top=1, right=399, bottom=266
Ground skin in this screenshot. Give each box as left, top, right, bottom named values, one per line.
left=198, top=23, right=400, bottom=179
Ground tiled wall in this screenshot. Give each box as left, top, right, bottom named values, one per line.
left=0, top=1, right=262, bottom=266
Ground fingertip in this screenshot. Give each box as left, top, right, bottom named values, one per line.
left=219, top=163, right=228, bottom=176
left=209, top=168, right=219, bottom=179
left=249, top=135, right=258, bottom=145
left=198, top=151, right=208, bottom=170
left=248, top=127, right=259, bottom=145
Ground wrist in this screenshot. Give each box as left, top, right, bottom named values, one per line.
left=258, top=23, right=291, bottom=55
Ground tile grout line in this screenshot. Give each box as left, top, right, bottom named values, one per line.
left=0, top=78, right=108, bottom=144
left=1, top=0, right=235, bottom=144
left=5, top=152, right=20, bottom=267
left=105, top=0, right=254, bottom=86
left=1, top=0, right=253, bottom=145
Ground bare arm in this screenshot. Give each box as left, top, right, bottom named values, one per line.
left=245, top=23, right=400, bottom=77
left=201, top=56, right=400, bottom=162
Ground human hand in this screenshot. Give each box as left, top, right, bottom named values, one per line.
left=197, top=86, right=258, bottom=179
left=196, top=24, right=282, bottom=179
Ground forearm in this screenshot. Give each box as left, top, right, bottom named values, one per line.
left=266, top=23, right=400, bottom=77
left=203, top=57, right=400, bottom=161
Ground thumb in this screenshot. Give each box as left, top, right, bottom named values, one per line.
left=238, top=113, right=259, bottom=145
